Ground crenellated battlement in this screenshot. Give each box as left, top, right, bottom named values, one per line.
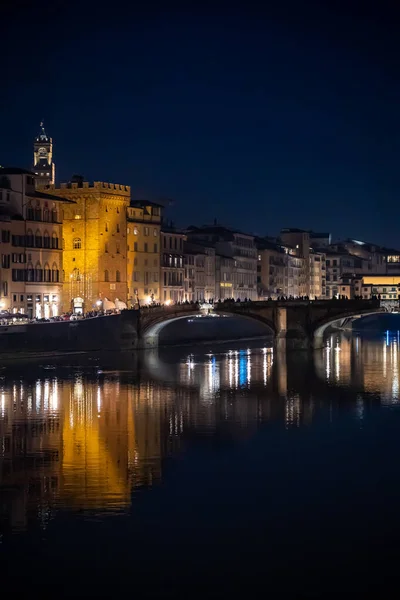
left=47, top=181, right=131, bottom=195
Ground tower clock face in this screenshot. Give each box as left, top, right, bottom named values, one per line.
left=38, top=147, right=47, bottom=156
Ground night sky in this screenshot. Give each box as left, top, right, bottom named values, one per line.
left=2, top=1, right=399, bottom=246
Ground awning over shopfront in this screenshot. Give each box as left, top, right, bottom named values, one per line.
left=103, top=298, right=116, bottom=311
left=115, top=298, right=127, bottom=310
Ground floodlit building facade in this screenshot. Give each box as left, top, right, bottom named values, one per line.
left=126, top=200, right=162, bottom=306
left=161, top=228, right=185, bottom=303
left=46, top=178, right=130, bottom=313
left=0, top=167, right=69, bottom=318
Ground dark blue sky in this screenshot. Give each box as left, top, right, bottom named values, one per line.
left=2, top=1, right=399, bottom=245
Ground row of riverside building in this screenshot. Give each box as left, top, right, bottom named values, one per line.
left=1, top=124, right=400, bottom=317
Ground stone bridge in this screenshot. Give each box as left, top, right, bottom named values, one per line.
left=214, top=299, right=383, bottom=349
left=135, top=298, right=383, bottom=350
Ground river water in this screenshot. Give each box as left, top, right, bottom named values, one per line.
left=1, top=330, right=400, bottom=596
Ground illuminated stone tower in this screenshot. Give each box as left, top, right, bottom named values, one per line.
left=33, top=121, right=55, bottom=187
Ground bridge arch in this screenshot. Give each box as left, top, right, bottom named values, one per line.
left=312, top=308, right=386, bottom=348
left=139, top=309, right=275, bottom=349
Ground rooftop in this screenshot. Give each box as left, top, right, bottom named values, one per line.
left=186, top=225, right=255, bottom=240
left=130, top=199, right=164, bottom=209
left=49, top=181, right=131, bottom=194
left=32, top=190, right=76, bottom=204
left=161, top=226, right=186, bottom=235
left=281, top=228, right=331, bottom=238
left=0, top=167, right=35, bottom=175
left=335, top=239, right=400, bottom=255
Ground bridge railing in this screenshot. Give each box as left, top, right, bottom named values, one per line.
left=126, top=297, right=380, bottom=314
left=214, top=298, right=380, bottom=309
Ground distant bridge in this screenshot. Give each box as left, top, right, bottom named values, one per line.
left=134, top=298, right=384, bottom=350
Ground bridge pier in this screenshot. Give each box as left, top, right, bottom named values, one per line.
left=274, top=306, right=311, bottom=351
left=275, top=331, right=312, bottom=352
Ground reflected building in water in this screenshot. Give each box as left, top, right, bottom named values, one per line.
left=2, top=333, right=400, bottom=533
left=318, top=332, right=400, bottom=405
left=0, top=377, right=165, bottom=531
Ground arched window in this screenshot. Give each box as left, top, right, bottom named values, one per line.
left=43, top=207, right=50, bottom=221
left=43, top=231, right=50, bottom=248
left=104, top=270, right=109, bottom=282
left=26, top=229, right=34, bottom=247
left=44, top=263, right=51, bottom=282
left=116, top=270, right=120, bottom=282
left=51, top=205, right=58, bottom=222
left=73, top=237, right=82, bottom=249
left=35, top=201, right=42, bottom=221
left=35, top=262, right=42, bottom=282
left=52, top=262, right=59, bottom=282
left=35, top=229, right=42, bottom=248
left=27, top=262, right=34, bottom=282
left=52, top=233, right=58, bottom=249
left=26, top=202, right=34, bottom=221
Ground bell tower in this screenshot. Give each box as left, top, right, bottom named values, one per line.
left=33, top=121, right=55, bottom=187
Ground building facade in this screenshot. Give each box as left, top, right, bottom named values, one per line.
left=46, top=179, right=130, bottom=313
left=309, top=251, right=326, bottom=299
left=279, top=229, right=327, bottom=298
left=355, top=275, right=400, bottom=302
left=0, top=168, right=68, bottom=318
left=256, top=238, right=306, bottom=299
left=215, top=253, right=235, bottom=300
left=280, top=229, right=311, bottom=296
left=184, top=241, right=216, bottom=302
left=184, top=250, right=205, bottom=301
left=126, top=200, right=162, bottom=306
left=161, top=228, right=185, bottom=303
left=186, top=226, right=257, bottom=300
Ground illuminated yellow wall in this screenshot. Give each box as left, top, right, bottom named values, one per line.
left=46, top=181, right=130, bottom=311
left=127, top=203, right=162, bottom=305
left=363, top=276, right=400, bottom=285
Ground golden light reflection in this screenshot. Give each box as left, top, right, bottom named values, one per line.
left=3, top=336, right=399, bottom=534
left=321, top=332, right=400, bottom=406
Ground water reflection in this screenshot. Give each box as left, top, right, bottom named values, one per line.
left=1, top=333, right=400, bottom=534
left=316, top=332, right=400, bottom=404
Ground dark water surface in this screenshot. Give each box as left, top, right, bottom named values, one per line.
left=1, top=331, right=400, bottom=596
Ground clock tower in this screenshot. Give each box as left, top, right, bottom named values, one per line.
left=33, top=121, right=55, bottom=187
